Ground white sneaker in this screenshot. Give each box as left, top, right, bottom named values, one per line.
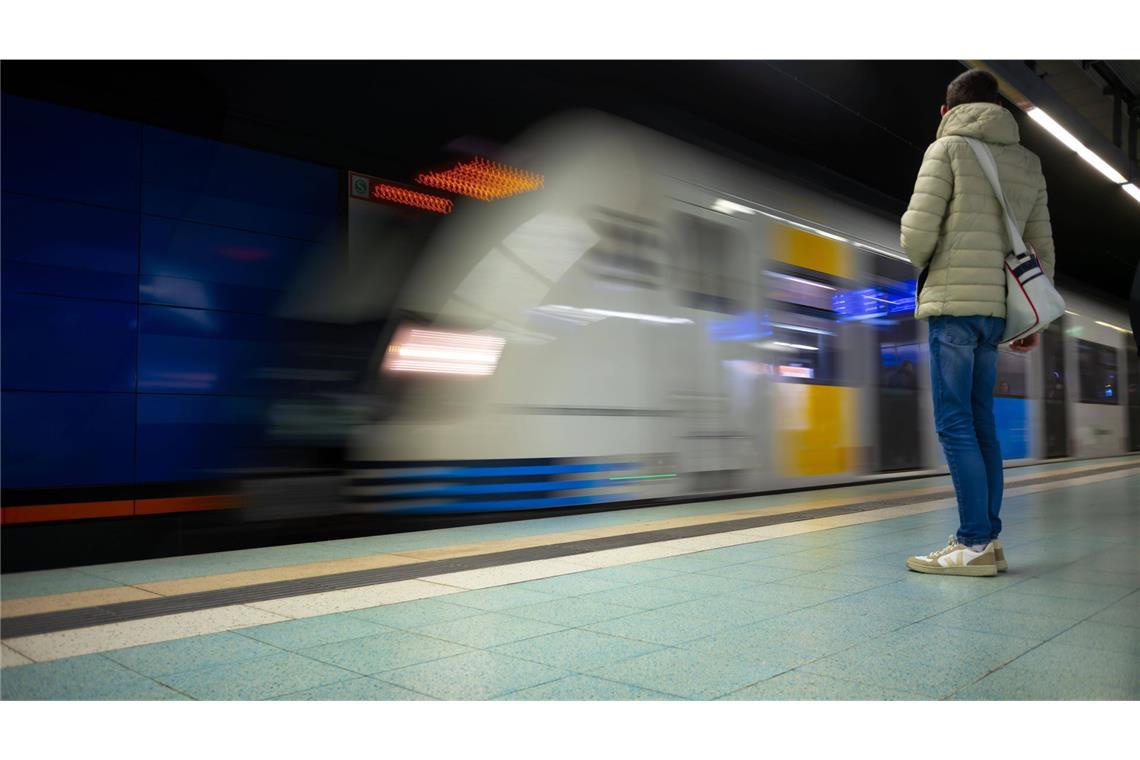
left=906, top=535, right=998, bottom=577
left=993, top=538, right=1008, bottom=573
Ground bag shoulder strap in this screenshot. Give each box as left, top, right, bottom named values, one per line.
left=962, top=137, right=1026, bottom=255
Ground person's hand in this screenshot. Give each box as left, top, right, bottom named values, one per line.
left=1009, top=333, right=1040, bottom=353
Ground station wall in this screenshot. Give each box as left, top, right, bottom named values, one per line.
left=1, top=94, right=340, bottom=492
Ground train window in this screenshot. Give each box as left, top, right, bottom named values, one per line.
left=1077, top=339, right=1119, bottom=404
left=671, top=213, right=747, bottom=313
left=762, top=313, right=842, bottom=385
left=995, top=350, right=1029, bottom=399
left=764, top=270, right=836, bottom=312
left=582, top=207, right=664, bottom=289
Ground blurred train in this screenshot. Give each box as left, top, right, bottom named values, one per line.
left=345, top=112, right=1140, bottom=515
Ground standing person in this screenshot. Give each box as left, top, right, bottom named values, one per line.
left=900, top=69, right=1056, bottom=576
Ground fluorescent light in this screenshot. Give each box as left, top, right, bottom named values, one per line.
left=1095, top=320, right=1133, bottom=335
left=758, top=340, right=819, bottom=352
left=1026, top=108, right=1127, bottom=184
left=766, top=271, right=836, bottom=291
left=537, top=304, right=693, bottom=325
left=1123, top=184, right=1140, bottom=205
left=1064, top=310, right=1081, bottom=317
left=711, top=198, right=756, bottom=216
left=754, top=209, right=849, bottom=243
left=770, top=322, right=835, bottom=336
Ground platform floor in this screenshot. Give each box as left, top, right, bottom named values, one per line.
left=2, top=456, right=1138, bottom=700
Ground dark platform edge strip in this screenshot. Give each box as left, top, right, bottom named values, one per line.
left=4, top=460, right=1138, bottom=640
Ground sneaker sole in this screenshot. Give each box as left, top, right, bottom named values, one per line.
left=905, top=558, right=998, bottom=577
left=996, top=558, right=1008, bottom=573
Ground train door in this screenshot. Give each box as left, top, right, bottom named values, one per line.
left=760, top=221, right=858, bottom=483
left=1041, top=319, right=1069, bottom=458
left=866, top=254, right=923, bottom=472
left=667, top=202, right=762, bottom=494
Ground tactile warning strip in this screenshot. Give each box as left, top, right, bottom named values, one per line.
left=3, top=460, right=1137, bottom=639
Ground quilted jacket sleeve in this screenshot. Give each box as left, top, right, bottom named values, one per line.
left=900, top=140, right=953, bottom=270
left=1023, top=180, right=1056, bottom=281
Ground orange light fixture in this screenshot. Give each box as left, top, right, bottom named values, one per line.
left=370, top=182, right=454, bottom=214
left=417, top=157, right=543, bottom=201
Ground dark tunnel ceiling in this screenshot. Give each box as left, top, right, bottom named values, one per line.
left=4, top=60, right=1137, bottom=301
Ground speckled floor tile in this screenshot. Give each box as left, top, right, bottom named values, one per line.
left=799, top=648, right=995, bottom=699
left=583, top=607, right=742, bottom=646
left=273, top=677, right=436, bottom=700
left=1004, top=578, right=1136, bottom=604
left=412, top=612, right=564, bottom=648
left=568, top=565, right=681, bottom=585
left=0, top=654, right=156, bottom=700
left=236, top=613, right=390, bottom=650
left=634, top=555, right=741, bottom=573
left=96, top=682, right=193, bottom=700
left=778, top=570, right=898, bottom=594
left=658, top=595, right=798, bottom=625
left=642, top=573, right=758, bottom=596
left=376, top=650, right=568, bottom=700
left=497, top=674, right=681, bottom=700
left=853, top=623, right=1042, bottom=669
left=950, top=666, right=1135, bottom=700
left=299, top=629, right=471, bottom=674
left=157, top=652, right=355, bottom=700
left=442, top=585, right=556, bottom=611
left=345, top=598, right=483, bottom=629
left=575, top=583, right=704, bottom=610
left=588, top=647, right=785, bottom=700
left=2, top=644, right=32, bottom=668
left=1090, top=603, right=1140, bottom=628
left=1047, top=620, right=1140, bottom=656
left=0, top=568, right=121, bottom=600
left=922, top=605, right=1077, bottom=641
left=696, top=563, right=808, bottom=583
left=967, top=589, right=1112, bottom=620
left=102, top=631, right=281, bottom=677
left=491, top=628, right=662, bottom=672
left=726, top=582, right=851, bottom=608
left=510, top=574, right=624, bottom=597
left=720, top=670, right=925, bottom=700
left=1002, top=641, right=1140, bottom=689
left=503, top=597, right=640, bottom=627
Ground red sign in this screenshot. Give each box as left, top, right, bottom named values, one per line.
left=349, top=173, right=453, bottom=214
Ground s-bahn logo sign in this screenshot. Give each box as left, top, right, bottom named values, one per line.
left=348, top=172, right=453, bottom=214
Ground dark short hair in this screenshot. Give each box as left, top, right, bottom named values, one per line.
left=946, top=70, right=1000, bottom=109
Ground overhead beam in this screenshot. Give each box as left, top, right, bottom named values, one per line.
left=964, top=59, right=1139, bottom=183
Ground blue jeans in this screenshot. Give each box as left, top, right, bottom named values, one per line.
left=928, top=316, right=1005, bottom=546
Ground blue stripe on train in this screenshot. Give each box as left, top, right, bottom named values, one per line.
left=381, top=492, right=631, bottom=515
left=375, top=478, right=616, bottom=499
left=363, top=462, right=639, bottom=481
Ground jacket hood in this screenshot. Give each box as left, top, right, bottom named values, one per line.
left=936, top=103, right=1020, bottom=145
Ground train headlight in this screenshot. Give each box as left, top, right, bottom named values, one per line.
left=381, top=326, right=506, bottom=377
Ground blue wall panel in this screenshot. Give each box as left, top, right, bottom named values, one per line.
left=138, top=305, right=277, bottom=395
left=993, top=397, right=1030, bottom=460
left=0, top=94, right=140, bottom=211
left=139, top=215, right=331, bottom=313
left=2, top=293, right=138, bottom=393
left=2, top=96, right=341, bottom=494
left=1, top=193, right=139, bottom=302
left=136, top=395, right=267, bottom=482
left=1, top=391, right=135, bottom=488
left=141, top=127, right=338, bottom=243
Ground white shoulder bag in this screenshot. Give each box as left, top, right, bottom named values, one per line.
left=963, top=137, right=1065, bottom=344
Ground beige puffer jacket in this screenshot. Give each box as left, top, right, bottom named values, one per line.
left=900, top=102, right=1056, bottom=320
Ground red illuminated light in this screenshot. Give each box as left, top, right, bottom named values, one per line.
left=417, top=157, right=543, bottom=201
left=350, top=173, right=453, bottom=214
